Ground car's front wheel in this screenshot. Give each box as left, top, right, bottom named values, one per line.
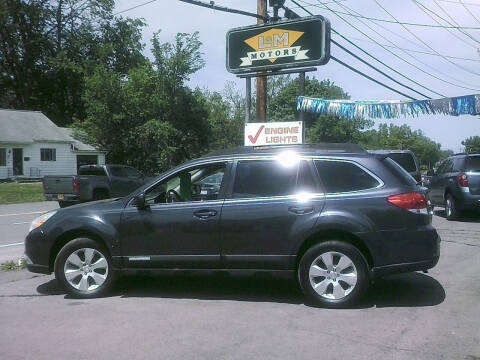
left=54, top=238, right=114, bottom=298
left=298, top=241, right=369, bottom=308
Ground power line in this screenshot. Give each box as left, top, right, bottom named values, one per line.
left=459, top=0, right=480, bottom=26
left=290, top=0, right=439, bottom=99
left=113, top=0, right=159, bottom=16
left=317, top=0, right=480, bottom=90
left=332, top=39, right=429, bottom=98
left=371, top=0, right=480, bottom=78
left=344, top=35, right=480, bottom=62
left=293, top=0, right=479, bottom=95
left=412, top=0, right=480, bottom=48
left=290, top=1, right=480, bottom=29
left=330, top=56, right=416, bottom=100
left=177, top=0, right=268, bottom=20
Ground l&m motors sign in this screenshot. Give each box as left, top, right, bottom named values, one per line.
left=227, top=16, right=330, bottom=74
left=245, top=121, right=303, bottom=146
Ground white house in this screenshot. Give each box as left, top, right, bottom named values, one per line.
left=0, top=109, right=106, bottom=179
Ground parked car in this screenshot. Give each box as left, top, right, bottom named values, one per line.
left=43, top=164, right=151, bottom=207
left=425, top=153, right=480, bottom=220
left=25, top=144, right=440, bottom=308
left=368, top=150, right=421, bottom=183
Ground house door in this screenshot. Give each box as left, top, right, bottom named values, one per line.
left=12, top=148, right=23, bottom=176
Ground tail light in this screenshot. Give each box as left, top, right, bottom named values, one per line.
left=457, top=173, right=469, bottom=187
left=73, top=177, right=80, bottom=193
left=42, top=179, right=46, bottom=191
left=387, top=192, right=429, bottom=214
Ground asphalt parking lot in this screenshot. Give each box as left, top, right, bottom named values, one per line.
left=0, top=203, right=479, bottom=360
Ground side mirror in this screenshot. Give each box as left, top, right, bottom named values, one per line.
left=134, top=192, right=148, bottom=209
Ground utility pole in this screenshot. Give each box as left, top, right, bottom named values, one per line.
left=256, top=0, right=267, bottom=122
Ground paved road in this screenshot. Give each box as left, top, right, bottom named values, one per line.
left=0, top=208, right=479, bottom=359
left=0, top=202, right=58, bottom=264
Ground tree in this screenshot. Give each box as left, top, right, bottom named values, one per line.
left=268, top=76, right=373, bottom=143
left=462, top=136, right=480, bottom=154
left=360, top=123, right=444, bottom=168
left=77, top=32, right=210, bottom=175
left=0, top=0, right=146, bottom=125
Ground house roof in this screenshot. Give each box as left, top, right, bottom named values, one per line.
left=0, top=109, right=104, bottom=153
left=58, top=128, right=102, bottom=152
left=0, top=109, right=72, bottom=143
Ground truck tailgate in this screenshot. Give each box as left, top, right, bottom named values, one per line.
left=43, top=176, right=75, bottom=194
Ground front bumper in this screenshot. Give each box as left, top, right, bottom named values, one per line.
left=24, top=229, right=52, bottom=275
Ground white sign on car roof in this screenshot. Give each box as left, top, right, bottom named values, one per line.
left=244, top=121, right=303, bottom=147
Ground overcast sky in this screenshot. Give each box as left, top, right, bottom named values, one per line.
left=115, top=0, right=480, bottom=151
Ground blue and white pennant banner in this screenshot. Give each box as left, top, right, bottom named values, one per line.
left=297, top=94, right=480, bottom=119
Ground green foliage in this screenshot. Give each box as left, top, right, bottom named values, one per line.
left=0, top=183, right=44, bottom=204
left=359, top=124, right=443, bottom=168
left=462, top=136, right=480, bottom=154
left=77, top=33, right=210, bottom=175
left=1, top=258, right=26, bottom=271
left=0, top=0, right=146, bottom=125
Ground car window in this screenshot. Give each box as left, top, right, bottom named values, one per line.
left=124, top=167, right=142, bottom=178
left=232, top=159, right=316, bottom=199
left=145, top=162, right=226, bottom=205
left=452, top=157, right=464, bottom=172
left=387, top=153, right=417, bottom=173
left=78, top=167, right=106, bottom=176
left=110, top=166, right=126, bottom=177
left=314, top=160, right=381, bottom=193
left=465, top=156, right=480, bottom=171
left=440, top=159, right=453, bottom=174
left=383, top=157, right=417, bottom=186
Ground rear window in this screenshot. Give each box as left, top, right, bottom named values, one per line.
left=465, top=156, right=480, bottom=171
left=314, top=160, right=380, bottom=193
left=383, top=157, right=417, bottom=186
left=79, top=167, right=106, bottom=176
left=387, top=153, right=417, bottom=173
left=232, top=160, right=316, bottom=198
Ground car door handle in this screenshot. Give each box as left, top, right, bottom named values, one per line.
left=193, top=209, right=217, bottom=219
left=288, top=206, right=314, bottom=215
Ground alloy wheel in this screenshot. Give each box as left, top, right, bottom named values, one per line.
left=308, top=251, right=357, bottom=300
left=63, top=248, right=108, bottom=292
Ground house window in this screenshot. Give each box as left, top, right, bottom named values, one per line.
left=0, top=148, right=6, bottom=166
left=40, top=148, right=56, bottom=161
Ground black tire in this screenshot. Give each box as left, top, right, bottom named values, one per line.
left=93, top=189, right=109, bottom=201
left=445, top=194, right=459, bottom=221
left=54, top=238, right=115, bottom=298
left=298, top=240, right=369, bottom=308
left=58, top=201, right=68, bottom=208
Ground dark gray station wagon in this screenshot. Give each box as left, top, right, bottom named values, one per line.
left=25, top=144, right=440, bottom=307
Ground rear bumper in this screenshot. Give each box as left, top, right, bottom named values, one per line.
left=456, top=192, right=480, bottom=211
left=370, top=233, right=441, bottom=278
left=371, top=255, right=439, bottom=277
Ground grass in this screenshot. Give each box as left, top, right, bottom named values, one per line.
left=1, top=258, right=26, bottom=271
left=0, top=182, right=44, bottom=204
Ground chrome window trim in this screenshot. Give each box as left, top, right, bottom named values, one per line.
left=223, top=193, right=326, bottom=204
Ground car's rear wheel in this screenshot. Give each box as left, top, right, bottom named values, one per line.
left=445, top=194, right=459, bottom=221
left=298, top=241, right=369, bottom=308
left=54, top=238, right=114, bottom=298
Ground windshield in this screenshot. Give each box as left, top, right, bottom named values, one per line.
left=387, top=153, right=417, bottom=173
left=465, top=156, right=480, bottom=171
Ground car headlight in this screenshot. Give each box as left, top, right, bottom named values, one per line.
left=29, top=211, right=57, bottom=233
